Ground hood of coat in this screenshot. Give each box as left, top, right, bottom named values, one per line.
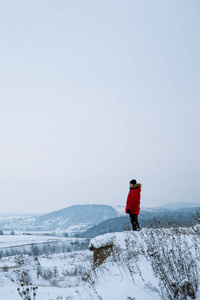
left=130, top=183, right=142, bottom=190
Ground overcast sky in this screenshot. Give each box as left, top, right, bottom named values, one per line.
left=0, top=0, right=199, bottom=214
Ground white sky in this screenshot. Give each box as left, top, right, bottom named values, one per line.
left=0, top=0, right=199, bottom=213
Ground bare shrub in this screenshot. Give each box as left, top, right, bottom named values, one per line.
left=142, top=228, right=198, bottom=300
left=31, top=245, right=40, bottom=256
left=17, top=283, right=38, bottom=300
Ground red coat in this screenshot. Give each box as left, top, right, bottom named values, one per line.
left=125, top=184, right=141, bottom=215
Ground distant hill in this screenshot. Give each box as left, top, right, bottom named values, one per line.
left=144, top=202, right=200, bottom=210
left=80, top=207, right=199, bottom=238
left=113, top=202, right=200, bottom=214
left=0, top=205, right=119, bottom=233
left=34, top=204, right=119, bottom=231
left=1, top=203, right=199, bottom=235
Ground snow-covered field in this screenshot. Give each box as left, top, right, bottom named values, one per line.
left=1, top=227, right=200, bottom=300
left=0, top=234, right=61, bottom=248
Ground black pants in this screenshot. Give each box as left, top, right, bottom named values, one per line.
left=130, top=214, right=140, bottom=231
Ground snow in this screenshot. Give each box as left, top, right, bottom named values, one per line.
left=86, top=258, right=162, bottom=300
left=88, top=228, right=200, bottom=299
left=0, top=228, right=200, bottom=299
left=89, top=232, right=118, bottom=248
left=0, top=235, right=61, bottom=248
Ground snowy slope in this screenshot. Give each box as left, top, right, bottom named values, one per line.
left=1, top=227, right=200, bottom=299
left=87, top=228, right=200, bottom=300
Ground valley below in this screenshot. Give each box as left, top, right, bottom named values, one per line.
left=1, top=203, right=200, bottom=300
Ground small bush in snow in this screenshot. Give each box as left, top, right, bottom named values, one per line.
left=17, top=283, right=38, bottom=300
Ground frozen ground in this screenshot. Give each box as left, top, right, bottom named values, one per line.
left=0, top=234, right=62, bottom=248
left=0, top=251, right=93, bottom=299
left=0, top=228, right=200, bottom=300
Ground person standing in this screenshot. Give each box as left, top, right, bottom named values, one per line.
left=125, top=179, right=142, bottom=231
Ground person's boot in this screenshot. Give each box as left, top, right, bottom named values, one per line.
left=132, top=222, right=137, bottom=231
